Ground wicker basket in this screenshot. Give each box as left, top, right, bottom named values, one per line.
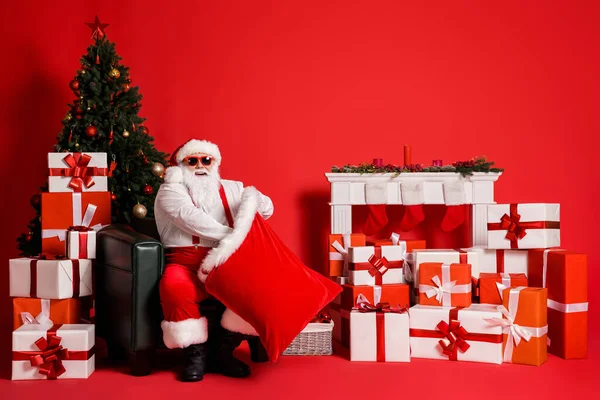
left=282, top=321, right=334, bottom=356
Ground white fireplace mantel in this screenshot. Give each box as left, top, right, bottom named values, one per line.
left=325, top=172, right=501, bottom=205
left=324, top=171, right=501, bottom=245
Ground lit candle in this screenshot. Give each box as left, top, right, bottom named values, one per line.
left=404, top=145, right=411, bottom=166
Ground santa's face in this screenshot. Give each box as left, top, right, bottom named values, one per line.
left=180, top=153, right=221, bottom=208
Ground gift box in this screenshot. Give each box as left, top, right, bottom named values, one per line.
left=347, top=245, right=406, bottom=285
left=418, top=263, right=472, bottom=307
left=409, top=304, right=504, bottom=364
left=465, top=247, right=528, bottom=276
left=41, top=192, right=111, bottom=255
left=528, top=249, right=588, bottom=359
left=488, top=287, right=548, bottom=366
left=479, top=273, right=528, bottom=305
left=48, top=152, right=108, bottom=193
left=365, top=232, right=426, bottom=251
left=12, top=323, right=95, bottom=380
left=328, top=233, right=366, bottom=276
left=341, top=283, right=410, bottom=312
left=487, top=203, right=560, bottom=249
left=66, top=228, right=96, bottom=259
left=406, top=249, right=479, bottom=288
left=13, top=298, right=81, bottom=330
left=9, top=258, right=93, bottom=299
left=341, top=300, right=410, bottom=362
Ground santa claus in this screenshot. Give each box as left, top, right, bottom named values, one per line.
left=154, top=138, right=274, bottom=382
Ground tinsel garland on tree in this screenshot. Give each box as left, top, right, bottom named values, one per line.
left=331, top=156, right=503, bottom=177
left=16, top=17, right=168, bottom=256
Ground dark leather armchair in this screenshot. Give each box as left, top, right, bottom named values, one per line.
left=95, top=219, right=266, bottom=376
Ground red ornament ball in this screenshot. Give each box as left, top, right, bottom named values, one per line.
left=85, top=126, right=98, bottom=137
left=143, top=185, right=153, bottom=195
left=69, top=80, right=80, bottom=91
left=111, top=193, right=117, bottom=201
left=30, top=193, right=41, bottom=208
left=138, top=125, right=149, bottom=135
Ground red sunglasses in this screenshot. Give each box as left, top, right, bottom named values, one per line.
left=184, top=156, right=214, bottom=167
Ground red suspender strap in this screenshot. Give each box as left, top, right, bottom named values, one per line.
left=219, top=184, right=234, bottom=228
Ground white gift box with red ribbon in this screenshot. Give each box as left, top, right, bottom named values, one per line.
left=409, top=304, right=504, bottom=364
left=12, top=323, right=95, bottom=380
left=347, top=245, right=406, bottom=286
left=48, top=152, right=109, bottom=193
left=486, top=203, right=560, bottom=249
left=465, top=247, right=528, bottom=277
left=9, top=258, right=93, bottom=299
left=66, top=229, right=97, bottom=259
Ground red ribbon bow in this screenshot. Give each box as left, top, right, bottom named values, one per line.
left=49, top=153, right=109, bottom=192
left=358, top=301, right=408, bottom=314
left=436, top=319, right=470, bottom=360
left=499, top=209, right=527, bottom=244
left=68, top=225, right=94, bottom=232
left=367, top=254, right=389, bottom=284
left=30, top=334, right=69, bottom=379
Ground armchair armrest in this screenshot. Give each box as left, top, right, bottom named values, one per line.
left=95, top=224, right=164, bottom=351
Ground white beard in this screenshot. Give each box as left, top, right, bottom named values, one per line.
left=181, top=166, right=221, bottom=210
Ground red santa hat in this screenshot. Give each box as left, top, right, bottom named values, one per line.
left=164, top=139, right=222, bottom=184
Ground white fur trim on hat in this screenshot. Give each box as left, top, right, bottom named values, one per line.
left=221, top=308, right=258, bottom=336
left=198, top=186, right=260, bottom=282
left=164, top=166, right=183, bottom=184
left=161, top=317, right=208, bottom=349
left=176, top=139, right=222, bottom=165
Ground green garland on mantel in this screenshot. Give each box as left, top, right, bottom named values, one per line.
left=330, top=156, right=503, bottom=177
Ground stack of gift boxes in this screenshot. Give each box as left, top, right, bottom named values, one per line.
left=8, top=152, right=112, bottom=380
left=328, top=202, right=588, bottom=366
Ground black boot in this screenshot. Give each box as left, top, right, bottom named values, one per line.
left=181, top=343, right=208, bottom=382
left=247, top=336, right=269, bottom=363
left=210, top=328, right=251, bottom=378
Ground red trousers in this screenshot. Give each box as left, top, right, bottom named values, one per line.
left=160, top=246, right=213, bottom=323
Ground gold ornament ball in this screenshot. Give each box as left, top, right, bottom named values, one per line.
left=109, top=68, right=121, bottom=79
left=82, top=70, right=86, bottom=75
left=151, top=162, right=165, bottom=177
left=133, top=203, right=147, bottom=219
left=75, top=143, right=79, bottom=148
left=65, top=113, right=72, bottom=120
left=122, top=130, right=130, bottom=138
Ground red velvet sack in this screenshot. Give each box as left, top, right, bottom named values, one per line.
left=199, top=187, right=342, bottom=362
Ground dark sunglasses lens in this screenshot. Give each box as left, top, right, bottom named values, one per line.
left=187, top=157, right=199, bottom=166
left=201, top=157, right=213, bottom=166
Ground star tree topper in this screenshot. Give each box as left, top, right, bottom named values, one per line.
left=86, top=16, right=109, bottom=39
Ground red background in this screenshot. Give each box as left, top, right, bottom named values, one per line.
left=1, top=0, right=597, bottom=395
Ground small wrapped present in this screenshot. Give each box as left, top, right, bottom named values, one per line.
left=66, top=227, right=96, bottom=259
left=409, top=304, right=504, bottom=364
left=9, top=257, right=93, bottom=299
left=465, top=247, right=529, bottom=276
left=486, top=287, right=548, bottom=366
left=418, top=263, right=472, bottom=307
left=528, top=249, right=588, bottom=359
left=407, top=249, right=479, bottom=287
left=328, top=233, right=366, bottom=276
left=41, top=192, right=111, bottom=255
left=479, top=273, right=528, bottom=305
left=365, top=232, right=426, bottom=250
left=48, top=152, right=109, bottom=193
left=12, top=323, right=95, bottom=380
left=341, top=297, right=410, bottom=362
left=13, top=298, right=81, bottom=330
left=487, top=203, right=560, bottom=249
left=347, top=246, right=406, bottom=285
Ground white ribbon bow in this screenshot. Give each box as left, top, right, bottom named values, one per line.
left=20, top=299, right=54, bottom=327
left=330, top=232, right=352, bottom=276
left=41, top=193, right=105, bottom=241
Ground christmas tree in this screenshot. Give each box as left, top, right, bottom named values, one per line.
left=17, top=16, right=168, bottom=256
